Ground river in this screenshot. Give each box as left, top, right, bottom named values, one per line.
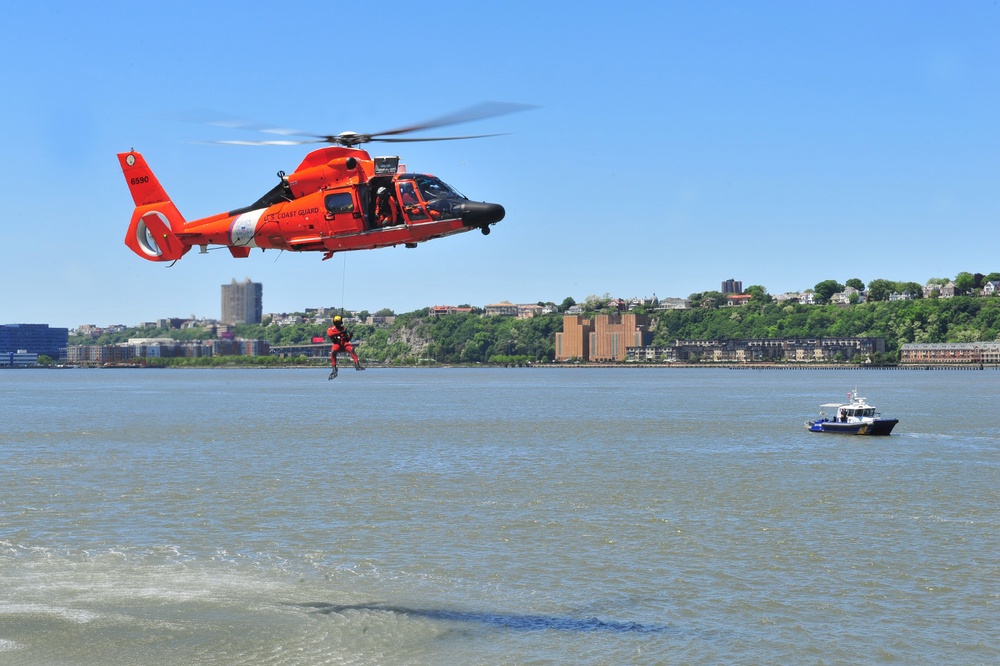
left=2, top=368, right=997, bottom=664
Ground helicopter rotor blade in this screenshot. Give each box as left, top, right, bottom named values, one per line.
left=188, top=102, right=535, bottom=147
left=374, top=133, right=509, bottom=143
left=366, top=101, right=536, bottom=140
left=207, top=139, right=328, bottom=146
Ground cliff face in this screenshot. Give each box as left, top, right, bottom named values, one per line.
left=389, top=325, right=429, bottom=356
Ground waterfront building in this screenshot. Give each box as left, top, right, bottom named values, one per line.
left=900, top=342, right=1000, bottom=364
left=556, top=314, right=651, bottom=362
left=221, top=278, right=263, bottom=325
left=589, top=314, right=652, bottom=362
left=66, top=338, right=270, bottom=364
left=625, top=337, right=885, bottom=364
left=554, top=315, right=593, bottom=361
left=1, top=350, right=39, bottom=367
left=0, top=323, right=68, bottom=359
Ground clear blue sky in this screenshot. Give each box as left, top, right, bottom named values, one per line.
left=3, top=1, right=998, bottom=328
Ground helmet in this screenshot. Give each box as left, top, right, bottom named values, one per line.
left=333, top=315, right=342, bottom=324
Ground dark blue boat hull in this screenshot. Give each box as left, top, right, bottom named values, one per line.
left=807, top=419, right=898, bottom=435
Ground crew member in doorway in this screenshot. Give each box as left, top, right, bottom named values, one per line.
left=375, top=186, right=399, bottom=227
left=327, top=315, right=363, bottom=379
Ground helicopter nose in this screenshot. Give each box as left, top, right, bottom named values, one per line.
left=460, top=201, right=505, bottom=228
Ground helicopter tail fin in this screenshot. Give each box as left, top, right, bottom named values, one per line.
left=118, top=151, right=190, bottom=262
left=118, top=151, right=172, bottom=206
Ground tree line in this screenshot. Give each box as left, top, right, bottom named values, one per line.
left=71, top=294, right=1000, bottom=365
left=70, top=273, right=1000, bottom=364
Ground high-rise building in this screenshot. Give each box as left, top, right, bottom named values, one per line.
left=589, top=313, right=652, bottom=362
left=722, top=278, right=743, bottom=295
left=0, top=323, right=69, bottom=358
left=555, top=313, right=651, bottom=362
left=555, top=315, right=594, bottom=361
left=221, top=278, right=263, bottom=325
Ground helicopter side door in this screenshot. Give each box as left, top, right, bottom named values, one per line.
left=322, top=189, right=367, bottom=234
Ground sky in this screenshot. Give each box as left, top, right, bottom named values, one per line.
left=2, top=1, right=998, bottom=329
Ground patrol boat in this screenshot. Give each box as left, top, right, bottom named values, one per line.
left=806, top=390, right=898, bottom=435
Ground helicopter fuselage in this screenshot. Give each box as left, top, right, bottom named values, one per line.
left=119, top=146, right=505, bottom=262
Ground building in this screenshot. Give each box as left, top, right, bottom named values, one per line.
left=1, top=350, right=39, bottom=367
left=221, top=278, right=263, bottom=324
left=555, top=313, right=652, bottom=362
left=901, top=342, right=1000, bottom=364
left=923, top=282, right=956, bottom=299
left=656, top=297, right=691, bottom=310
left=429, top=305, right=474, bottom=317
left=831, top=286, right=866, bottom=304
left=517, top=304, right=544, bottom=319
left=555, top=315, right=594, bottom=361
left=66, top=338, right=270, bottom=364
left=365, top=314, right=396, bottom=326
left=982, top=281, right=1000, bottom=296
left=590, top=314, right=652, bottom=362
left=0, top=323, right=68, bottom=359
left=625, top=337, right=885, bottom=364
left=484, top=302, right=518, bottom=317
left=721, top=278, right=743, bottom=295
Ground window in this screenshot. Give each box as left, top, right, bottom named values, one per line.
left=397, top=182, right=428, bottom=221
left=324, top=192, right=354, bottom=215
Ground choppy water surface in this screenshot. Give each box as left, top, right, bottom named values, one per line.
left=2, top=368, right=998, bottom=664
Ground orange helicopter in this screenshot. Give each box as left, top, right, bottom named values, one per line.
left=118, top=103, right=529, bottom=263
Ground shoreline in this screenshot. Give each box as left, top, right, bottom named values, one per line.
left=14, top=362, right=1000, bottom=371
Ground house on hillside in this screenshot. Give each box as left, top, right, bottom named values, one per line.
left=982, top=280, right=1000, bottom=296
left=831, top=286, right=866, bottom=305
left=923, top=281, right=956, bottom=298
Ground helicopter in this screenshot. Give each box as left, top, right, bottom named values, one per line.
left=118, top=103, right=530, bottom=263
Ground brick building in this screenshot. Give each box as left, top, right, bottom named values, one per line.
left=555, top=313, right=652, bottom=362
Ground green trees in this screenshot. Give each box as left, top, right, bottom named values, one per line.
left=688, top=291, right=725, bottom=309
left=866, top=279, right=894, bottom=302
left=954, top=272, right=976, bottom=295
left=865, top=279, right=924, bottom=302
left=845, top=278, right=865, bottom=291
left=68, top=282, right=1000, bottom=366
left=813, top=280, right=845, bottom=304
left=745, top=285, right=772, bottom=303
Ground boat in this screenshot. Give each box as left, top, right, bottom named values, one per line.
left=805, top=390, right=898, bottom=435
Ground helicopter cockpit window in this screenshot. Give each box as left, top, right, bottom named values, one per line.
left=324, top=192, right=354, bottom=215
left=397, top=182, right=428, bottom=221
left=414, top=175, right=466, bottom=201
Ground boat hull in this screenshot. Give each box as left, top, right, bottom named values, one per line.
left=806, top=419, right=898, bottom=436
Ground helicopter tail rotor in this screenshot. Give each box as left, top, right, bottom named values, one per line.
left=119, top=151, right=191, bottom=262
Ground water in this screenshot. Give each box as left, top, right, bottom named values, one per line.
left=2, top=368, right=998, bottom=664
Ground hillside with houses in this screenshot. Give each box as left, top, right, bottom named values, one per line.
left=56, top=273, right=1000, bottom=367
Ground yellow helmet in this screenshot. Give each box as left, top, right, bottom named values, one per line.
left=333, top=315, right=343, bottom=324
